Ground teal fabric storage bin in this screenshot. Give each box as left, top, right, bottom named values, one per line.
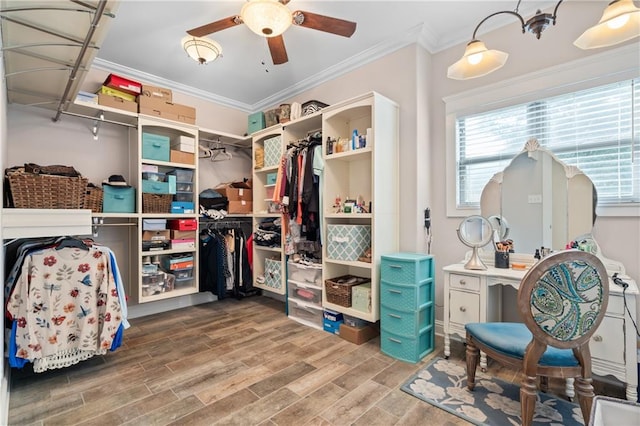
left=142, top=132, right=170, bottom=162
left=142, top=175, right=176, bottom=194
left=248, top=111, right=266, bottom=134
left=102, top=186, right=135, bottom=213
left=266, top=172, right=277, bottom=185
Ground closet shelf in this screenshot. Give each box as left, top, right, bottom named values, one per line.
left=2, top=208, right=92, bottom=239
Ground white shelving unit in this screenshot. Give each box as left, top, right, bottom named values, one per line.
left=321, top=92, right=399, bottom=322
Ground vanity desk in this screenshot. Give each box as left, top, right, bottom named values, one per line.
left=443, top=258, right=638, bottom=401
left=445, top=140, right=639, bottom=401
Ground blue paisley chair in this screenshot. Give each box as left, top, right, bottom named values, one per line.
left=465, top=250, right=609, bottom=426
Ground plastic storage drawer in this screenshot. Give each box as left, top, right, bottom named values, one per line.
left=381, top=253, right=434, bottom=284
left=142, top=132, right=170, bottom=162
left=380, top=304, right=433, bottom=336
left=288, top=280, right=322, bottom=307
left=288, top=298, right=323, bottom=329
left=167, top=169, right=194, bottom=183
left=380, top=280, right=433, bottom=312
left=287, top=260, right=322, bottom=286
left=380, top=328, right=434, bottom=363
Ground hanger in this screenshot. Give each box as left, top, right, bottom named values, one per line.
left=208, top=138, right=233, bottom=162
left=55, top=237, right=91, bottom=251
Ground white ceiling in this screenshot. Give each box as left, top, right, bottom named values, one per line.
left=95, top=0, right=558, bottom=111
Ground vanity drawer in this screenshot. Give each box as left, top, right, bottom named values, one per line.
left=606, top=293, right=625, bottom=316
left=449, top=290, right=479, bottom=325
left=449, top=273, right=480, bottom=292
left=590, top=315, right=624, bottom=365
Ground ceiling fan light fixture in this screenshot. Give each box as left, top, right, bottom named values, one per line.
left=447, top=40, right=509, bottom=80
left=574, top=0, right=640, bottom=49
left=241, top=0, right=292, bottom=38
left=182, top=35, right=222, bottom=64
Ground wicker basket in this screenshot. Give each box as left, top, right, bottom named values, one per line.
left=142, top=193, right=172, bottom=213
left=84, top=186, right=103, bottom=213
left=8, top=172, right=88, bottom=209
left=325, top=275, right=370, bottom=307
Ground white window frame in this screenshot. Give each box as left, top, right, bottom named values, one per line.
left=444, top=43, right=640, bottom=218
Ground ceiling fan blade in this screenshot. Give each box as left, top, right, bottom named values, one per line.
left=187, top=16, right=241, bottom=37
left=267, top=35, right=288, bottom=65
left=293, top=11, right=357, bottom=38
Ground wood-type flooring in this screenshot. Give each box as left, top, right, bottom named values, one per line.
left=8, top=296, right=625, bottom=425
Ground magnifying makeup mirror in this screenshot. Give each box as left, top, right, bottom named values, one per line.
left=487, top=215, right=509, bottom=240
left=457, top=215, right=493, bottom=270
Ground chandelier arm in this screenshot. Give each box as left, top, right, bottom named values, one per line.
left=551, top=0, right=564, bottom=24
left=471, top=10, right=525, bottom=40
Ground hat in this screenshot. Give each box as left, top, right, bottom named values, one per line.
left=102, top=175, right=131, bottom=187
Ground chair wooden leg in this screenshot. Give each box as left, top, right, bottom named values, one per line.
left=575, top=376, right=595, bottom=423
left=539, top=375, right=548, bottom=393
left=520, top=375, right=538, bottom=426
left=466, top=334, right=479, bottom=391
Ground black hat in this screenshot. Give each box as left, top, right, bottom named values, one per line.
left=102, top=175, right=131, bottom=187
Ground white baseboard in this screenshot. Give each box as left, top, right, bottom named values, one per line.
left=128, top=293, right=218, bottom=319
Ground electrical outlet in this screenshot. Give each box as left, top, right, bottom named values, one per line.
left=528, top=194, right=542, bottom=204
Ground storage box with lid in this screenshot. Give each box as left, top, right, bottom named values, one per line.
left=248, top=111, right=266, bottom=134
left=170, top=150, right=195, bottom=165
left=171, top=230, right=195, bottom=240
left=140, top=84, right=172, bottom=102
left=339, top=323, right=379, bottom=345
left=97, top=93, right=137, bottom=113
left=138, top=96, right=196, bottom=125
left=171, top=136, right=195, bottom=153
left=263, top=258, right=282, bottom=291
left=326, top=224, right=371, bottom=262
left=102, top=185, right=135, bottom=213
left=173, top=267, right=194, bottom=281
left=98, top=85, right=136, bottom=102
left=263, top=136, right=282, bottom=168
left=142, top=218, right=166, bottom=230
left=168, top=218, right=197, bottom=231
left=171, top=238, right=196, bottom=250
left=142, top=230, right=169, bottom=241
left=214, top=181, right=252, bottom=202
left=162, top=255, right=194, bottom=271
left=171, top=201, right=195, bottom=214
left=142, top=132, right=170, bottom=162
left=287, top=260, right=322, bottom=286
left=104, top=73, right=141, bottom=96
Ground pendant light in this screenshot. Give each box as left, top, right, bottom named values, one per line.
left=574, top=0, right=640, bottom=49
left=182, top=35, right=222, bottom=65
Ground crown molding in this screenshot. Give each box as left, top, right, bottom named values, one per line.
left=93, top=24, right=425, bottom=114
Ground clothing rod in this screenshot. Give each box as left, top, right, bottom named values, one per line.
left=60, top=110, right=137, bottom=128
left=92, top=222, right=137, bottom=227
left=199, top=137, right=251, bottom=150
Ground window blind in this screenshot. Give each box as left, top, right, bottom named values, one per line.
left=456, top=78, right=639, bottom=207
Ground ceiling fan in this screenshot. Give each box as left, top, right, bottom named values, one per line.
left=186, top=0, right=357, bottom=65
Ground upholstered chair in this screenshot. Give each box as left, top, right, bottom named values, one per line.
left=465, top=250, right=609, bottom=426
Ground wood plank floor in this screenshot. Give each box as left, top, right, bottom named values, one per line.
left=8, top=296, right=625, bottom=425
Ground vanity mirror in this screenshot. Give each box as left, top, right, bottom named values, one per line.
left=457, top=215, right=493, bottom=270
left=480, top=139, right=595, bottom=255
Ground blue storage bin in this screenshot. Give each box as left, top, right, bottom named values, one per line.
left=171, top=201, right=195, bottom=214
left=142, top=132, right=170, bottom=162
left=266, top=172, right=277, bottom=185
left=102, top=186, right=135, bottom=213
left=247, top=111, right=265, bottom=134
left=142, top=180, right=171, bottom=194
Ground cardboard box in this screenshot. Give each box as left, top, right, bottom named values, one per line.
left=98, top=93, right=137, bottom=113
left=170, top=149, right=195, bottom=165
left=171, top=230, right=196, bottom=240
left=104, top=73, right=141, bottom=96
left=138, top=96, right=196, bottom=125
left=140, top=84, right=172, bottom=102
left=142, top=230, right=170, bottom=241
left=215, top=181, right=253, bottom=202
left=97, top=85, right=136, bottom=102
left=339, top=323, right=379, bottom=345
left=228, top=200, right=252, bottom=214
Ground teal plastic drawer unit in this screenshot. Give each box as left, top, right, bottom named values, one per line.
left=102, top=186, right=135, bottom=213
left=142, top=132, right=170, bottom=162
left=380, top=253, right=435, bottom=363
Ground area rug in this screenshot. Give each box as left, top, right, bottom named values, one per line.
left=400, top=357, right=584, bottom=425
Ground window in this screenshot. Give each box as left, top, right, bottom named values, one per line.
left=456, top=78, right=639, bottom=209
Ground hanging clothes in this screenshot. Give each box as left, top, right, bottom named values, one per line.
left=6, top=239, right=124, bottom=372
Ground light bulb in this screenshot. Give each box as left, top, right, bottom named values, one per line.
left=467, top=52, right=483, bottom=65
left=607, top=14, right=630, bottom=29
